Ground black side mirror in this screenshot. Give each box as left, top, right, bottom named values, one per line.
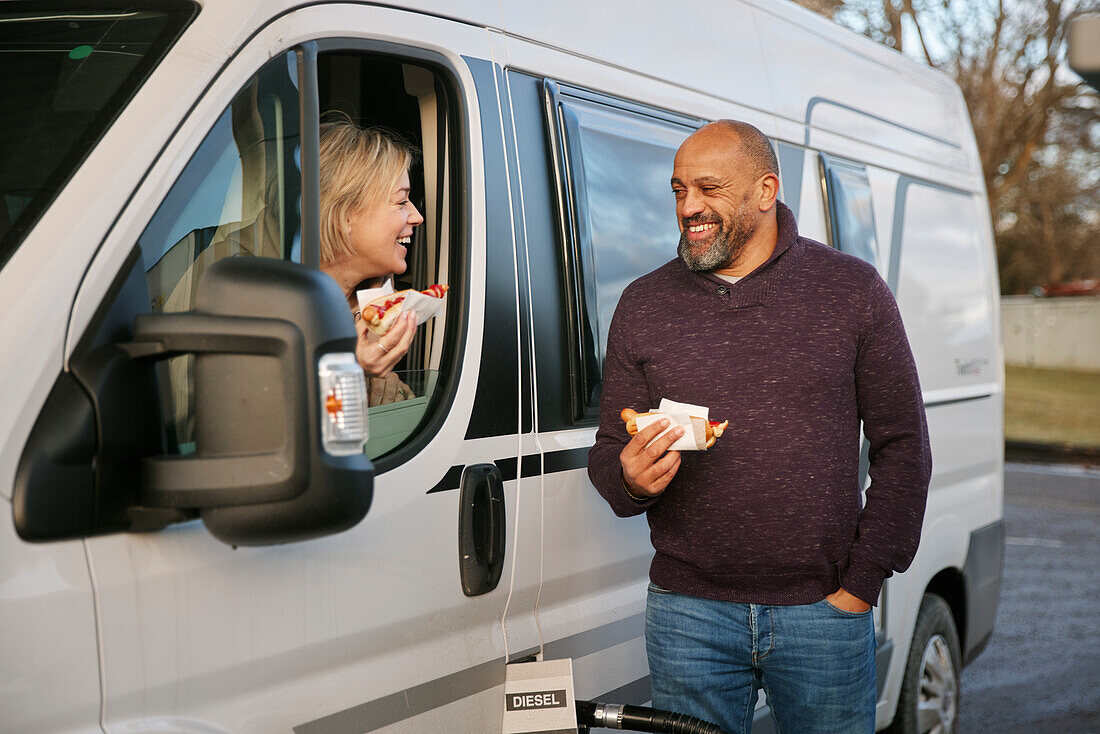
left=15, top=255, right=374, bottom=546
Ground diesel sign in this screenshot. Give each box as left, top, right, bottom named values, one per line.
left=506, top=690, right=568, bottom=711
left=502, top=658, right=577, bottom=733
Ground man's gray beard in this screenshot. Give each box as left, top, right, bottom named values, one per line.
left=678, top=212, right=755, bottom=272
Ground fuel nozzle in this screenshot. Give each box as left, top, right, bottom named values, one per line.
left=575, top=700, right=727, bottom=734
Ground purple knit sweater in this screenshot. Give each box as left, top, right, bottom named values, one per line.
left=588, top=203, right=931, bottom=606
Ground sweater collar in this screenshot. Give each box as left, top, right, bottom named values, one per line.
left=677, top=201, right=801, bottom=309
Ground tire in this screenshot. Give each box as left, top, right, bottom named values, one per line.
left=885, top=593, right=962, bottom=734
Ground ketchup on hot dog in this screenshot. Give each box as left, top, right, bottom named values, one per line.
left=361, top=284, right=449, bottom=335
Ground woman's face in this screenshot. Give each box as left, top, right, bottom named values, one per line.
left=345, top=171, right=424, bottom=279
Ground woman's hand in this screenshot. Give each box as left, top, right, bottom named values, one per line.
left=368, top=373, right=415, bottom=406
left=355, top=310, right=415, bottom=377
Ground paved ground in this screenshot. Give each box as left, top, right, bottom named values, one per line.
left=957, top=462, right=1100, bottom=733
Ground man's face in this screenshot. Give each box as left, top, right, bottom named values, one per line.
left=671, top=131, right=760, bottom=272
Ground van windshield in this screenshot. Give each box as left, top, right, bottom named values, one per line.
left=0, top=2, right=197, bottom=270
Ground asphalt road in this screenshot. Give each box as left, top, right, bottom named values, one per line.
left=957, top=462, right=1100, bottom=733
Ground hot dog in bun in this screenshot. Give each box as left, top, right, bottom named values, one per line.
left=620, top=407, right=728, bottom=449
left=360, top=284, right=448, bottom=336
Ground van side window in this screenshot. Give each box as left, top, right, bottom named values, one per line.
left=896, top=185, right=994, bottom=392
left=821, top=154, right=879, bottom=269
left=317, top=50, right=460, bottom=460
left=545, top=83, right=697, bottom=422
left=137, top=51, right=301, bottom=452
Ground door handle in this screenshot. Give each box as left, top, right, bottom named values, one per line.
left=458, top=463, right=505, bottom=596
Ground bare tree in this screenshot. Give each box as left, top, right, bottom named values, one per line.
left=793, top=0, right=1100, bottom=294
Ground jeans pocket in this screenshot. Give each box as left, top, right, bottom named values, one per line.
left=648, top=583, right=675, bottom=595
left=822, top=598, right=872, bottom=617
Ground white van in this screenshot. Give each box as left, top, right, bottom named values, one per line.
left=0, top=1, right=1004, bottom=732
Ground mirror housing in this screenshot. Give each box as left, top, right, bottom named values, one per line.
left=15, top=256, right=373, bottom=546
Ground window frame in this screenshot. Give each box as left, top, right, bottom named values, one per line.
left=124, top=36, right=471, bottom=472
left=542, top=79, right=703, bottom=424
left=819, top=152, right=880, bottom=269
left=312, top=38, right=472, bottom=474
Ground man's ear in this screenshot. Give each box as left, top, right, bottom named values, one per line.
left=756, top=172, right=780, bottom=211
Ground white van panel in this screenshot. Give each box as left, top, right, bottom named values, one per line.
left=500, top=32, right=775, bottom=137
left=499, top=0, right=773, bottom=117
left=350, top=0, right=504, bottom=32
left=170, top=0, right=503, bottom=64
left=0, top=525, right=100, bottom=734
left=925, top=401, right=1002, bottom=521
left=0, top=280, right=66, bottom=505
left=87, top=469, right=502, bottom=728
left=532, top=455, right=651, bottom=625
left=364, top=688, right=507, bottom=734
left=572, top=637, right=649, bottom=702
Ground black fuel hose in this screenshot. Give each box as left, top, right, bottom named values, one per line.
left=576, top=700, right=727, bottom=734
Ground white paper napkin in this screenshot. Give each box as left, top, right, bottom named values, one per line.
left=355, top=276, right=395, bottom=306
left=658, top=398, right=709, bottom=421
left=633, top=399, right=711, bottom=451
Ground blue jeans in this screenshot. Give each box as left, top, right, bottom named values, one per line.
left=645, top=584, right=876, bottom=734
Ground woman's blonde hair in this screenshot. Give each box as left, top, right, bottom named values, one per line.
left=319, top=114, right=416, bottom=264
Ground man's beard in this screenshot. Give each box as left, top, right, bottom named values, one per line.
left=678, top=194, right=756, bottom=272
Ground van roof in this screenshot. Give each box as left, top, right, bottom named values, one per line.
left=494, top=0, right=977, bottom=177
left=190, top=0, right=981, bottom=182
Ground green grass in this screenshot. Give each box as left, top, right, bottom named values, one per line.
left=1005, top=365, right=1100, bottom=448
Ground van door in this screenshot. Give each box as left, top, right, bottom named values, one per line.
left=0, top=526, right=100, bottom=733
left=65, top=6, right=537, bottom=731
left=503, top=60, right=703, bottom=703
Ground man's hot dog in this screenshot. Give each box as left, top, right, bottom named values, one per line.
left=360, top=284, right=448, bottom=335
left=620, top=407, right=728, bottom=448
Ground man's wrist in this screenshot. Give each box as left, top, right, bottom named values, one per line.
left=621, top=473, right=649, bottom=503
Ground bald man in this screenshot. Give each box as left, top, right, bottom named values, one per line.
left=588, top=121, right=931, bottom=733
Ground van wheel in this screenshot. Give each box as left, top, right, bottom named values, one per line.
left=886, top=593, right=961, bottom=734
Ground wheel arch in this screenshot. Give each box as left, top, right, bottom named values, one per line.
left=925, top=568, right=967, bottom=660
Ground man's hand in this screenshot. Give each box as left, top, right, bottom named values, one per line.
left=620, top=419, right=684, bottom=499
left=826, top=588, right=872, bottom=613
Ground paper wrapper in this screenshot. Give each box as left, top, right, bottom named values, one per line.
left=356, top=278, right=445, bottom=330
left=634, top=398, right=711, bottom=451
